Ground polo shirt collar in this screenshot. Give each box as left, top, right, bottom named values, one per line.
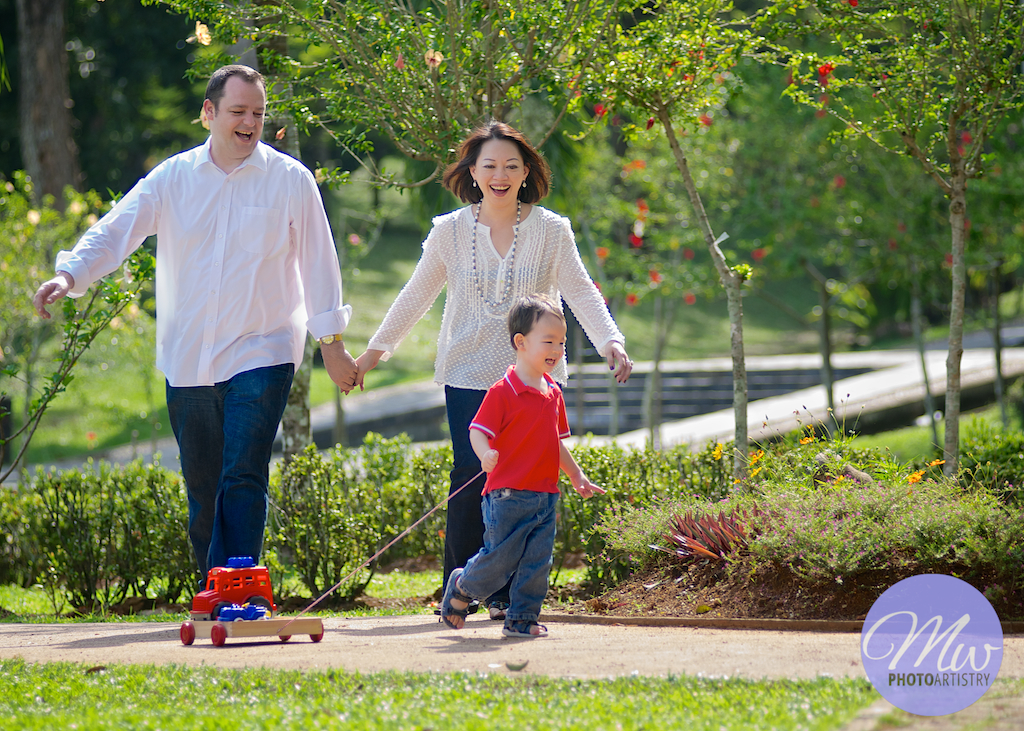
left=504, top=365, right=556, bottom=396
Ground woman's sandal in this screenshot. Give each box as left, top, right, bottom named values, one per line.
left=502, top=620, right=548, bottom=638
left=440, top=568, right=474, bottom=630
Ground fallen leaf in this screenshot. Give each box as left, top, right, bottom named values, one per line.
left=505, top=660, right=528, bottom=671
left=85, top=666, right=107, bottom=674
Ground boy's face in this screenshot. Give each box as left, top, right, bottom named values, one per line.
left=514, top=312, right=567, bottom=376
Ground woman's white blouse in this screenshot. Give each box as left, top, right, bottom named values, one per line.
left=367, top=205, right=625, bottom=390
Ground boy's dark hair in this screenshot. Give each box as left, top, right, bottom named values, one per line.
left=205, top=65, right=265, bottom=109
left=508, top=294, right=565, bottom=349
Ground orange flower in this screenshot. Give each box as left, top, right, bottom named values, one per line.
left=649, top=269, right=663, bottom=284
left=684, top=293, right=696, bottom=305
left=907, top=470, right=925, bottom=484
left=626, top=293, right=639, bottom=306
left=596, top=246, right=609, bottom=260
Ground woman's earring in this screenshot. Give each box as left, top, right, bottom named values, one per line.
left=522, top=180, right=527, bottom=188
left=473, top=180, right=478, bottom=188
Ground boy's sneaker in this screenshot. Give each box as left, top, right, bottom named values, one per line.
left=488, top=601, right=510, bottom=620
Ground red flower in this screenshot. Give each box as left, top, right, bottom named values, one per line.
left=751, top=248, right=767, bottom=262
left=699, top=113, right=713, bottom=127
left=636, top=199, right=650, bottom=216
left=626, top=293, right=639, bottom=306
left=395, top=53, right=406, bottom=71
left=888, top=238, right=898, bottom=251
left=683, top=248, right=695, bottom=260
left=945, top=253, right=953, bottom=266
left=815, top=109, right=827, bottom=119
left=596, top=246, right=609, bottom=260
left=817, top=63, right=834, bottom=87
left=646, top=117, right=656, bottom=130
left=684, top=292, right=697, bottom=306
left=649, top=269, right=663, bottom=284
left=897, top=221, right=907, bottom=233
left=594, top=103, right=607, bottom=119
left=849, top=0, right=858, bottom=6
left=819, top=94, right=829, bottom=105
left=629, top=233, right=643, bottom=248
left=833, top=175, right=846, bottom=189
left=961, top=131, right=973, bottom=145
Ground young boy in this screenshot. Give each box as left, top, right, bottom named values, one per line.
left=440, top=294, right=605, bottom=638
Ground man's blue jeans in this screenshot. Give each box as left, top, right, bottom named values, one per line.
left=166, top=363, right=293, bottom=580
left=443, top=386, right=511, bottom=605
left=458, top=488, right=559, bottom=623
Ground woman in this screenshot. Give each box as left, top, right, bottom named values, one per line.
left=355, top=121, right=632, bottom=619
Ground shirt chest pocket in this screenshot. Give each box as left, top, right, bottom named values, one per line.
left=238, top=206, right=284, bottom=257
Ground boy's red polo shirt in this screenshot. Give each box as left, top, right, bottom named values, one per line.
left=469, top=365, right=570, bottom=496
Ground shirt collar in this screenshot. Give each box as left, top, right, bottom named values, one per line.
left=195, top=138, right=269, bottom=173
left=504, top=365, right=556, bottom=396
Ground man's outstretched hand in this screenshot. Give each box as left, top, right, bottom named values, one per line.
left=32, top=272, right=75, bottom=319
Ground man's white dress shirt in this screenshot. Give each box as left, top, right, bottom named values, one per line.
left=56, top=139, right=350, bottom=387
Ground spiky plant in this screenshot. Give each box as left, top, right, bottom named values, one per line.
left=653, top=505, right=759, bottom=561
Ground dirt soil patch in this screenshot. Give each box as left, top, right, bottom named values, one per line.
left=549, top=559, right=1022, bottom=623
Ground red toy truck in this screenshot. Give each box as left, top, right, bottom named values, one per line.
left=190, top=556, right=276, bottom=621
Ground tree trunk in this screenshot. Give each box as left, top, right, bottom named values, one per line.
left=910, top=263, right=940, bottom=451
left=659, top=107, right=747, bottom=477
left=991, top=262, right=1007, bottom=427
left=943, top=170, right=968, bottom=475
left=255, top=5, right=315, bottom=461
left=15, top=0, right=82, bottom=205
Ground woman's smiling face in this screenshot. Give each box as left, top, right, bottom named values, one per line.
left=470, top=138, right=529, bottom=206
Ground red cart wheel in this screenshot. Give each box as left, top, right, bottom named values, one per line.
left=278, top=634, right=292, bottom=642
left=310, top=631, right=324, bottom=643
left=210, top=623, right=228, bottom=647
left=180, top=621, right=195, bottom=646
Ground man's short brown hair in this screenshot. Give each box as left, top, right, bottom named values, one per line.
left=508, top=294, right=565, bottom=350
left=205, top=65, right=265, bottom=110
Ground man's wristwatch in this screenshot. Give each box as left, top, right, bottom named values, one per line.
left=318, top=334, right=344, bottom=345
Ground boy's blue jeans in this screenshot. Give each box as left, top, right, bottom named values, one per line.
left=166, top=363, right=294, bottom=581
left=457, top=488, right=559, bottom=623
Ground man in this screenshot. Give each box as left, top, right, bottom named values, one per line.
left=32, top=64, right=358, bottom=581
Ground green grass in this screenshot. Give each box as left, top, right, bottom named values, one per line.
left=0, top=568, right=588, bottom=623
left=0, top=658, right=877, bottom=731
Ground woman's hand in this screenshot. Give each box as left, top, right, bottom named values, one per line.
left=354, top=349, right=385, bottom=391
left=606, top=342, right=633, bottom=384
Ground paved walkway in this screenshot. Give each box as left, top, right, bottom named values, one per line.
left=3, top=613, right=1023, bottom=680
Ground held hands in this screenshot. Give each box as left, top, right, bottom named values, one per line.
left=606, top=342, right=633, bottom=384
left=480, top=448, right=499, bottom=473
left=354, top=349, right=385, bottom=391
left=32, top=272, right=76, bottom=319
left=571, top=472, right=606, bottom=500
left=321, top=339, right=359, bottom=394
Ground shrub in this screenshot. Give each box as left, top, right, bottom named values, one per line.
left=959, top=416, right=1024, bottom=505
left=24, top=458, right=192, bottom=612
left=268, top=444, right=380, bottom=601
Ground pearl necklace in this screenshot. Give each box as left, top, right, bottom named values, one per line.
left=470, top=200, right=521, bottom=308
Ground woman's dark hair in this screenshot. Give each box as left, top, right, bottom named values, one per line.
left=443, top=121, right=551, bottom=204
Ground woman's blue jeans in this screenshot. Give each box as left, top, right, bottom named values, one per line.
left=443, top=386, right=511, bottom=605
left=166, top=363, right=294, bottom=581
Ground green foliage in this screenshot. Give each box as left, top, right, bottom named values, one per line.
left=148, top=0, right=619, bottom=186
left=598, top=429, right=1024, bottom=613
left=5, top=458, right=193, bottom=613
left=960, top=416, right=1024, bottom=505
left=0, top=659, right=877, bottom=731
left=268, top=434, right=451, bottom=601
left=0, top=173, right=156, bottom=482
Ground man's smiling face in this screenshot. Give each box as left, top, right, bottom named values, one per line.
left=204, top=75, right=265, bottom=172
